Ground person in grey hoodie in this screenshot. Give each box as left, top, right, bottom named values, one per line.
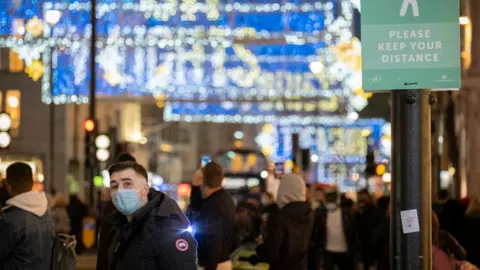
left=256, top=174, right=314, bottom=270
left=0, top=162, right=55, bottom=270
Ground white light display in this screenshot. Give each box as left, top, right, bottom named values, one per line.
left=96, top=148, right=110, bottom=162
left=0, top=113, right=12, bottom=131
left=95, top=135, right=111, bottom=149
left=0, top=132, right=11, bottom=148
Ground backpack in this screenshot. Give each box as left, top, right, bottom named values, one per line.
left=50, top=234, right=78, bottom=270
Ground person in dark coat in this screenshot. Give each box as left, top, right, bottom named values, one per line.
left=261, top=192, right=279, bottom=218
left=67, top=193, right=87, bottom=254
left=371, top=197, right=390, bottom=270
left=355, top=189, right=380, bottom=270
left=432, top=189, right=464, bottom=241
left=461, top=198, right=480, bottom=267
left=311, top=190, right=357, bottom=270
left=256, top=174, right=314, bottom=270
left=106, top=161, right=197, bottom=270
left=0, top=178, right=10, bottom=209
left=432, top=212, right=467, bottom=266
left=0, top=162, right=55, bottom=270
left=234, top=200, right=263, bottom=246
left=190, top=162, right=236, bottom=270
left=96, top=152, right=136, bottom=270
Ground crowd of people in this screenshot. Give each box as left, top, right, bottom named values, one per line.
left=1, top=153, right=480, bottom=270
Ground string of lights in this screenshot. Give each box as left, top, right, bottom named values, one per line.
left=0, top=0, right=366, bottom=124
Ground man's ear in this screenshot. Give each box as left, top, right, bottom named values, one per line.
left=143, top=183, right=150, bottom=195
left=5, top=182, right=11, bottom=194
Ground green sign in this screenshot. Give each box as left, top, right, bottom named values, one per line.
left=361, top=0, right=461, bottom=91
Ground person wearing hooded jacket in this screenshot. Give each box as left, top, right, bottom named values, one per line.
left=255, top=174, right=314, bottom=270
left=0, top=162, right=55, bottom=270
left=105, top=161, right=197, bottom=270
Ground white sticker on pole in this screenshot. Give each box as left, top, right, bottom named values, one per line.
left=400, top=209, right=420, bottom=234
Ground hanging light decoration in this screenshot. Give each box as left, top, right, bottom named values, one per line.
left=24, top=59, right=45, bottom=82
left=0, top=0, right=362, bottom=123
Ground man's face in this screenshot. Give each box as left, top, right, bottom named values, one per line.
left=306, top=188, right=313, bottom=201
left=110, top=169, right=149, bottom=202
left=314, top=190, right=325, bottom=202
left=357, top=193, right=370, bottom=207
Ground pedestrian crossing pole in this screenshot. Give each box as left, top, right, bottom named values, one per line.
left=360, top=0, right=460, bottom=268
left=391, top=90, right=433, bottom=270
left=87, top=0, right=97, bottom=206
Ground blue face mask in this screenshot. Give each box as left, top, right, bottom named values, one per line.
left=111, top=189, right=142, bottom=216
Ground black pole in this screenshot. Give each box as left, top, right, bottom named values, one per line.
left=391, top=90, right=432, bottom=270
left=49, top=48, right=55, bottom=191
left=87, top=0, right=97, bottom=206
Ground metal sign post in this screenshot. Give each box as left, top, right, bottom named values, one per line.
left=391, top=90, right=432, bottom=269
left=360, top=0, right=461, bottom=268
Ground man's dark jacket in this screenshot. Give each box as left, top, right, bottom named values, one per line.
left=256, top=202, right=314, bottom=270
left=0, top=192, right=55, bottom=270
left=190, top=186, right=236, bottom=270
left=311, top=205, right=358, bottom=257
left=105, top=190, right=198, bottom=270
left=355, top=202, right=381, bottom=267
left=97, top=200, right=116, bottom=270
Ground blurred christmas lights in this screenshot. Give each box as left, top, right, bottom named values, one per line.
left=0, top=0, right=366, bottom=124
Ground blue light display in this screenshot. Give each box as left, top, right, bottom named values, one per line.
left=274, top=119, right=390, bottom=191
left=0, top=0, right=362, bottom=123
left=0, top=1, right=351, bottom=95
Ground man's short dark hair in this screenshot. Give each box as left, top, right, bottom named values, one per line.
left=203, top=162, right=223, bottom=188
left=114, top=152, right=136, bottom=163
left=6, top=162, right=33, bottom=194
left=108, top=161, right=148, bottom=181
left=358, top=188, right=370, bottom=196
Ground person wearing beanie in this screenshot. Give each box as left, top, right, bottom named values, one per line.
left=96, top=153, right=136, bottom=270
left=256, top=174, right=314, bottom=270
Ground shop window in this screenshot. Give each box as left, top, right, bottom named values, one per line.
left=9, top=49, right=24, bottom=73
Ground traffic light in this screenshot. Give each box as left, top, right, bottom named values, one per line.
left=300, top=148, right=311, bottom=171
left=83, top=119, right=95, bottom=133
left=365, top=150, right=387, bottom=177
left=365, top=150, right=376, bottom=177
left=95, top=134, right=111, bottom=162
left=84, top=119, right=97, bottom=168
left=376, top=164, right=386, bottom=176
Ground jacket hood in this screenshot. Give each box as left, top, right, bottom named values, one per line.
left=276, top=174, right=306, bottom=209
left=142, top=190, right=190, bottom=226
left=6, top=190, right=48, bottom=217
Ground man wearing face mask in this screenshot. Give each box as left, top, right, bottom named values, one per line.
left=96, top=152, right=137, bottom=270
left=190, top=162, right=236, bottom=270
left=106, top=161, right=197, bottom=270
left=311, top=190, right=357, bottom=270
